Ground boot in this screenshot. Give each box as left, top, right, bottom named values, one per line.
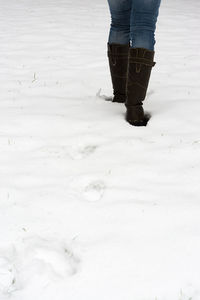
left=107, top=43, right=129, bottom=103
left=125, top=48, right=156, bottom=126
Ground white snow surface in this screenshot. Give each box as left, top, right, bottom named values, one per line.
left=0, top=0, right=200, bottom=299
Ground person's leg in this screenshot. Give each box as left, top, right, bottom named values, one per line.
left=130, top=0, right=161, bottom=50
left=107, top=0, right=131, bottom=102
left=107, top=0, right=131, bottom=45
left=125, top=0, right=161, bottom=126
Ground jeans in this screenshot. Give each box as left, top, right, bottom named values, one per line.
left=107, top=0, right=161, bottom=51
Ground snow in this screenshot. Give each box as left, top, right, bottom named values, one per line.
left=0, top=0, right=200, bottom=299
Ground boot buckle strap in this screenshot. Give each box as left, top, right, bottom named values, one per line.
left=129, top=57, right=156, bottom=67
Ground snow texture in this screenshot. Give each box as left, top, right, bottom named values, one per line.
left=0, top=0, right=200, bottom=299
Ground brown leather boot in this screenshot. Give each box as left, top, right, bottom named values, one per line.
left=107, top=43, right=129, bottom=103
left=125, top=48, right=156, bottom=126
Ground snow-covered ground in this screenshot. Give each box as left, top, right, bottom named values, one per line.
left=0, top=0, right=200, bottom=299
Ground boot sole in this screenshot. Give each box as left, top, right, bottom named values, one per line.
left=126, top=113, right=151, bottom=127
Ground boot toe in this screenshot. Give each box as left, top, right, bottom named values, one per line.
left=127, top=118, right=149, bottom=126
left=125, top=106, right=150, bottom=126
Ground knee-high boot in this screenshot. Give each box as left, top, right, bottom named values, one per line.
left=125, top=48, right=156, bottom=126
left=107, top=43, right=129, bottom=103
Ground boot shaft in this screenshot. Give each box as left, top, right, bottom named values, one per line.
left=125, top=47, right=156, bottom=126
left=107, top=43, right=129, bottom=103
left=126, top=48, right=156, bottom=107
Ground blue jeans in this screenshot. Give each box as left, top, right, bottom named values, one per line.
left=107, top=0, right=161, bottom=51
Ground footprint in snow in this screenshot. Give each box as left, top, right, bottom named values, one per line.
left=39, top=144, right=97, bottom=160
left=0, top=237, right=80, bottom=294
left=69, top=176, right=106, bottom=202
left=84, top=180, right=106, bottom=202
left=68, top=144, right=97, bottom=160
left=0, top=257, right=17, bottom=295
